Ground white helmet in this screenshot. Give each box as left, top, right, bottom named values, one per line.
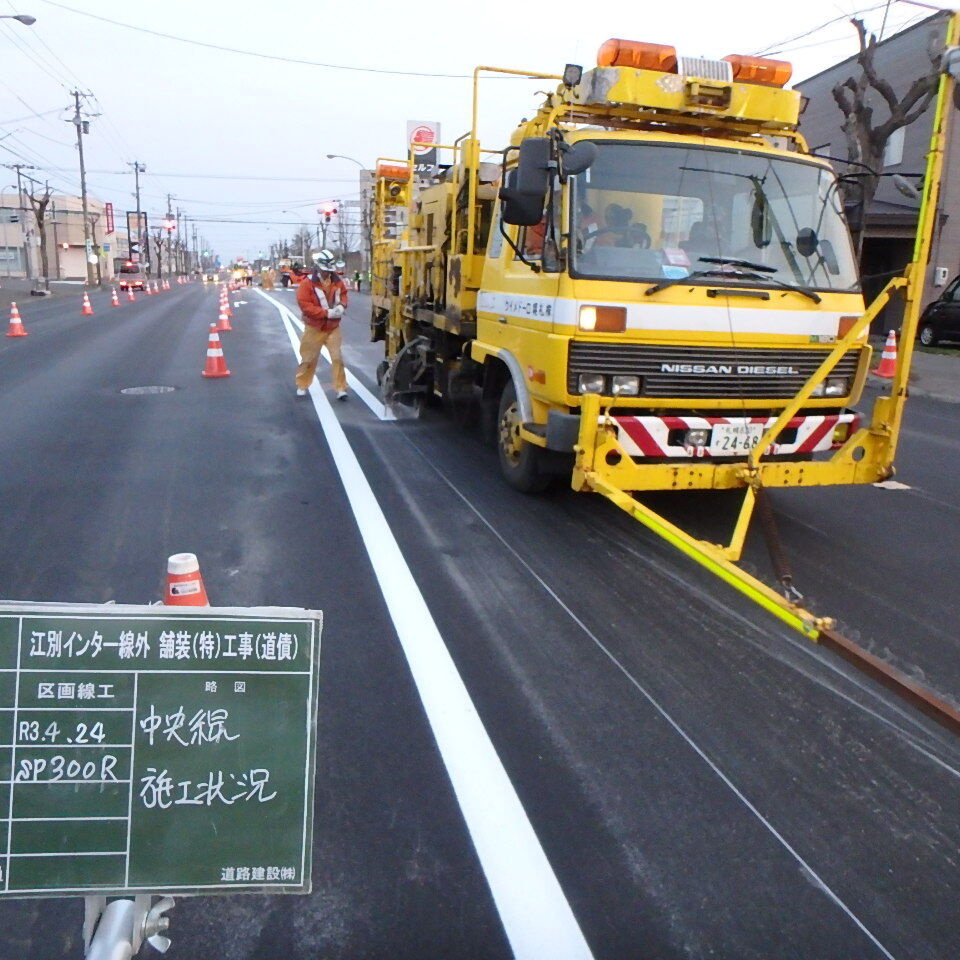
left=313, top=249, right=338, bottom=273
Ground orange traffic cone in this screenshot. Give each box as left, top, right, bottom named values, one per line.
left=111, top=288, right=120, bottom=307
left=164, top=552, right=209, bottom=606
left=872, top=330, right=898, bottom=378
left=201, top=324, right=231, bottom=377
left=144, top=282, right=152, bottom=296
left=152, top=281, right=160, bottom=295
left=220, top=295, right=233, bottom=317
left=6, top=301, right=27, bottom=337
left=163, top=279, right=169, bottom=291
left=81, top=292, right=94, bottom=316
left=216, top=304, right=232, bottom=332
left=127, top=288, right=135, bottom=302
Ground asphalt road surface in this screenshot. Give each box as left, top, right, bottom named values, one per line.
left=0, top=282, right=957, bottom=959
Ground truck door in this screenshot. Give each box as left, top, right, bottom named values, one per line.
left=478, top=196, right=561, bottom=337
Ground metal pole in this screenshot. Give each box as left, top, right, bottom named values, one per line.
left=71, top=90, right=96, bottom=286
left=129, top=161, right=145, bottom=266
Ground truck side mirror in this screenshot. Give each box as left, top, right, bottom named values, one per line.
left=561, top=141, right=597, bottom=177
left=515, top=137, right=552, bottom=194
left=500, top=139, right=553, bottom=226
left=499, top=167, right=547, bottom=226
left=796, top=227, right=818, bottom=258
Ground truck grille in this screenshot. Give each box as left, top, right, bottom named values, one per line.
left=567, top=342, right=862, bottom=399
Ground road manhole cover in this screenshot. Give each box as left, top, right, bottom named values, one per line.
left=119, top=385, right=178, bottom=395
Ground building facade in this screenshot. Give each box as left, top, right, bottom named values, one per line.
left=797, top=11, right=960, bottom=327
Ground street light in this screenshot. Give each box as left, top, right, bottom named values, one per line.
left=326, top=153, right=363, bottom=168
left=1, top=14, right=36, bottom=25
left=326, top=153, right=371, bottom=280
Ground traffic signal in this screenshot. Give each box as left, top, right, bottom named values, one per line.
left=322, top=203, right=338, bottom=223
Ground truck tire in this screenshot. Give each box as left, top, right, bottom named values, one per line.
left=919, top=324, right=938, bottom=347
left=497, top=381, right=551, bottom=493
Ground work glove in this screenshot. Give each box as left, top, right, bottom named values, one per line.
left=327, top=304, right=345, bottom=320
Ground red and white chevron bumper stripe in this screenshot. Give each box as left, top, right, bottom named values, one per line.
left=613, top=412, right=860, bottom=459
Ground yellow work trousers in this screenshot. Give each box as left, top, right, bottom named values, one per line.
left=296, top=324, right=347, bottom=392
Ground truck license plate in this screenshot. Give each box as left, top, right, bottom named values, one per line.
left=712, top=423, right=764, bottom=452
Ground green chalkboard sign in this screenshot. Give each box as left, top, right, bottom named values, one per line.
left=0, top=602, right=322, bottom=897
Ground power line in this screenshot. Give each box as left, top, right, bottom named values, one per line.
left=37, top=168, right=362, bottom=183
left=752, top=1, right=901, bottom=55
left=36, top=0, right=543, bottom=80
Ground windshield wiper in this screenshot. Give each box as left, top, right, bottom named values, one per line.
left=734, top=271, right=822, bottom=303
left=645, top=269, right=738, bottom=296
left=645, top=267, right=822, bottom=303
left=699, top=256, right=777, bottom=274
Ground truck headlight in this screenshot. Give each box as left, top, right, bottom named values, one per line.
left=810, top=376, right=850, bottom=398
left=611, top=375, right=640, bottom=396
left=578, top=373, right=606, bottom=394
left=824, top=376, right=850, bottom=397
left=578, top=305, right=626, bottom=332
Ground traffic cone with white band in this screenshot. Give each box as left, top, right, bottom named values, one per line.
left=111, top=288, right=120, bottom=307
left=164, top=552, right=209, bottom=606
left=872, top=330, right=898, bottom=378
left=216, top=303, right=232, bottom=332
left=127, top=287, right=136, bottom=302
left=6, top=301, right=26, bottom=337
left=81, top=292, right=93, bottom=316
left=201, top=323, right=231, bottom=377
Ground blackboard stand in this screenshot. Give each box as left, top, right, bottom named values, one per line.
left=84, top=893, right=174, bottom=958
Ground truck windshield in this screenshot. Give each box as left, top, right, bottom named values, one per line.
left=569, top=141, right=859, bottom=292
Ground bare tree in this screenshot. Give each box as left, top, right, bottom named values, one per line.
left=335, top=207, right=359, bottom=260
left=25, top=181, right=53, bottom=286
left=832, top=17, right=943, bottom=252
left=151, top=227, right=166, bottom=278
left=291, top=226, right=313, bottom=263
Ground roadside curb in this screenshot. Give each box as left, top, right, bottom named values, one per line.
left=866, top=373, right=960, bottom=404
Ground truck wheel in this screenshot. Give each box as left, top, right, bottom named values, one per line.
left=497, top=381, right=550, bottom=493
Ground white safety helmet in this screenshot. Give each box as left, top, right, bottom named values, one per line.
left=313, top=249, right=338, bottom=273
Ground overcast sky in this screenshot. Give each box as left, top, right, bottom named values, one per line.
left=0, top=0, right=948, bottom=261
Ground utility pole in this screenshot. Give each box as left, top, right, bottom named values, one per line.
left=176, top=207, right=183, bottom=273
left=6, top=162, right=37, bottom=279
left=128, top=161, right=145, bottom=266
left=70, top=90, right=96, bottom=286
left=162, top=194, right=175, bottom=277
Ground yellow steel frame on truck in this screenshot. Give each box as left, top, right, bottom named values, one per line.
left=372, top=15, right=960, bottom=643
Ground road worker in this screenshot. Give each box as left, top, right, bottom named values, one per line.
left=295, top=249, right=350, bottom=400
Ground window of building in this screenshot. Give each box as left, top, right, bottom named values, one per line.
left=883, top=127, right=905, bottom=168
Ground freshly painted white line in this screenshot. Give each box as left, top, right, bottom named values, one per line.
left=254, top=288, right=395, bottom=421
left=265, top=296, right=593, bottom=960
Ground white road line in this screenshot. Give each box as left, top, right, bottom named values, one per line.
left=254, top=288, right=395, bottom=421
left=263, top=295, right=593, bottom=960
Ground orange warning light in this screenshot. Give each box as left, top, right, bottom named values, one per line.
left=597, top=39, right=678, bottom=73
left=723, top=55, right=793, bottom=87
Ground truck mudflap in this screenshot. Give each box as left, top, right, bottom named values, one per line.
left=614, top=412, right=860, bottom=459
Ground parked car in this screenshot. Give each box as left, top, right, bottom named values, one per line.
left=117, top=261, right=147, bottom=291
left=918, top=277, right=960, bottom=346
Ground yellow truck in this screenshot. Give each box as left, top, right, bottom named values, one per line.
left=370, top=27, right=960, bottom=684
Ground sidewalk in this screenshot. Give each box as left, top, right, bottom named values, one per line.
left=898, top=345, right=960, bottom=403
left=0, top=276, right=91, bottom=313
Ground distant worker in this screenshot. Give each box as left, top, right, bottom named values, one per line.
left=353, top=270, right=362, bottom=292
left=295, top=249, right=350, bottom=401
